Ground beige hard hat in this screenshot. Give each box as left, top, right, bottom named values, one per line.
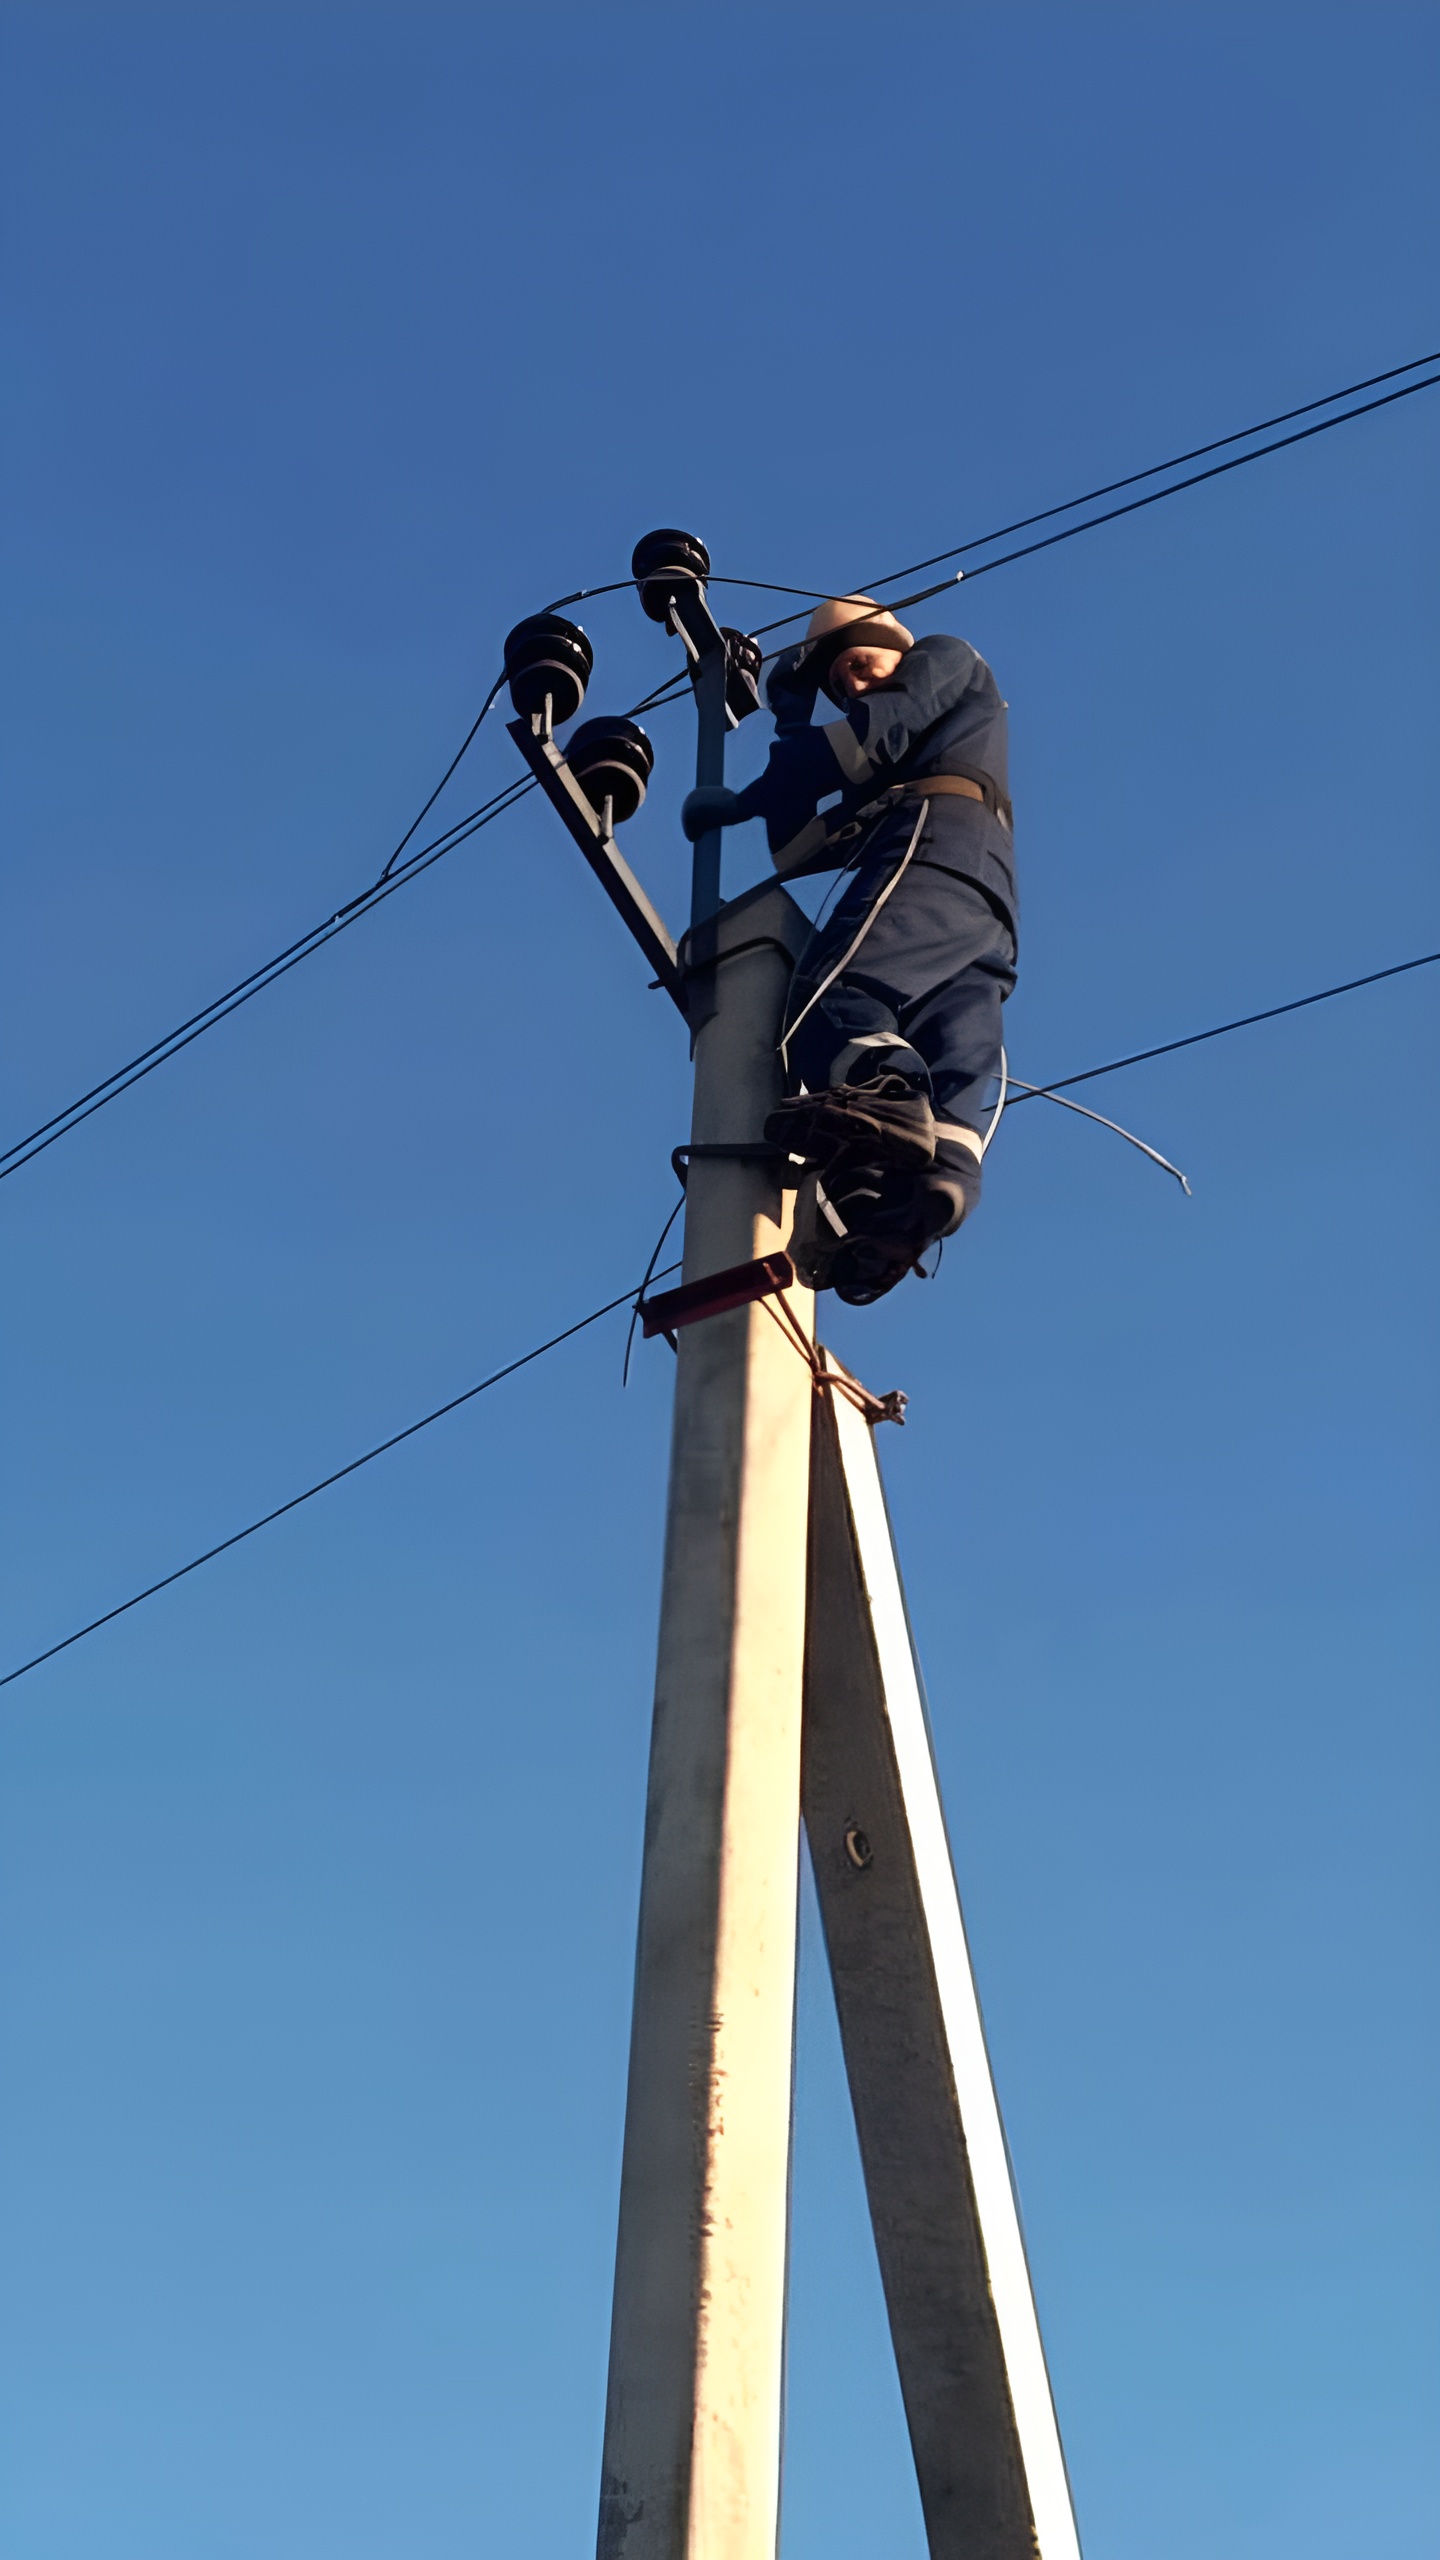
left=799, top=593, right=914, bottom=699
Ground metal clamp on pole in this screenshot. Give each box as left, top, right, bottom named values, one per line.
left=638, top=1251, right=797, bottom=1341
left=671, top=1139, right=790, bottom=1188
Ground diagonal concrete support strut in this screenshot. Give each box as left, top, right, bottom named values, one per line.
left=802, top=1357, right=1081, bottom=2560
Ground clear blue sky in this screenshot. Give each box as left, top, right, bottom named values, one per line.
left=2, top=8, right=1436, bottom=2555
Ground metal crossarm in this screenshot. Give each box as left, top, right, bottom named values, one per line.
left=506, top=715, right=687, bottom=1012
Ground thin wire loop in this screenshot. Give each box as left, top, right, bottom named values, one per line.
left=622, top=1195, right=686, bottom=1385
left=1003, top=1077, right=1191, bottom=1191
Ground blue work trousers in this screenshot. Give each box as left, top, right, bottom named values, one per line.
left=784, top=809, right=1017, bottom=1134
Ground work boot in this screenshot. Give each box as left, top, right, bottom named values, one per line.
left=785, top=1111, right=984, bottom=1306
left=830, top=1166, right=957, bottom=1306
left=929, top=1118, right=984, bottom=1233
left=765, top=1073, right=935, bottom=1178
left=824, top=1149, right=983, bottom=1307
left=788, top=1148, right=890, bottom=1295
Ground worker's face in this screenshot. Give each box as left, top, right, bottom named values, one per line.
left=830, top=645, right=904, bottom=699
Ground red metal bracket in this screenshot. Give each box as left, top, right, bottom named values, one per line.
left=639, top=1252, right=797, bottom=1341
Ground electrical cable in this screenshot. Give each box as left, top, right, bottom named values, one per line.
left=1004, top=950, right=1439, bottom=1104
left=374, top=670, right=507, bottom=882
left=623, top=669, right=694, bottom=721
left=724, top=362, right=1440, bottom=647
left=533, top=350, right=1440, bottom=636
left=0, top=1262, right=682, bottom=1695
left=0, top=659, right=706, bottom=1187
left=329, top=363, right=1440, bottom=788
left=622, top=1195, right=687, bottom=1386
left=0, top=774, right=537, bottom=1184
left=10, top=359, right=1434, bottom=1183
left=543, top=578, right=643, bottom=611
left=5, top=943, right=1435, bottom=1696
left=898, top=370, right=1440, bottom=605
left=860, top=347, right=1440, bottom=592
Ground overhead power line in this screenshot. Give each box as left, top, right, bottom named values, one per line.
left=4, top=945, right=1434, bottom=1698
left=0, top=1265, right=680, bottom=1695
left=1, top=654, right=697, bottom=1185
left=1005, top=950, right=1439, bottom=1105
left=0, top=774, right=537, bottom=1184
left=725, top=360, right=1440, bottom=641
left=859, top=347, right=1440, bottom=593
left=596, top=358, right=1440, bottom=685
left=900, top=370, right=1440, bottom=605
left=374, top=670, right=506, bottom=882
left=7, top=353, right=1433, bottom=1184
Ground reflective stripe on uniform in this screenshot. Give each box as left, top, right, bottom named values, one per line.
left=933, top=1118, right=983, bottom=1161
left=828, top=1034, right=924, bottom=1086
left=770, top=812, right=835, bottom=874
left=822, top=717, right=877, bottom=785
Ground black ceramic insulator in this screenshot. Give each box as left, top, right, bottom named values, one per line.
left=631, top=527, right=711, bottom=624
left=503, top=613, right=593, bottom=724
left=563, top=717, right=655, bottom=824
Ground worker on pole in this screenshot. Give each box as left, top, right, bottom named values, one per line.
left=684, top=596, right=1017, bottom=1305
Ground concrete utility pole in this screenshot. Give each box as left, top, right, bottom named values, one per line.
left=595, top=584, right=815, bottom=2560
left=505, top=536, right=1081, bottom=2560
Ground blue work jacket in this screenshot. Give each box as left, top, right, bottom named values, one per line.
left=730, top=632, right=1016, bottom=930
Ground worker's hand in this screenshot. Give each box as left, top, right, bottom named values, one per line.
left=681, top=785, right=743, bottom=840
left=765, top=643, right=821, bottom=734
left=727, top=729, right=846, bottom=856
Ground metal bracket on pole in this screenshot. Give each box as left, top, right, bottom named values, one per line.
left=506, top=715, right=688, bottom=1015
left=665, top=582, right=731, bottom=931
left=638, top=1250, right=797, bottom=1342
